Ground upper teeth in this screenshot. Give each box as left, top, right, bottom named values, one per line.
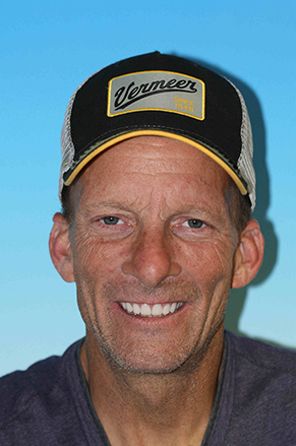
left=120, top=302, right=183, bottom=317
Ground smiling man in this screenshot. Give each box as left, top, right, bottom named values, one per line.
left=1, top=52, right=296, bottom=445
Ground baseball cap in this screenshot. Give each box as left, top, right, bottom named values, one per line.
left=60, top=51, right=255, bottom=209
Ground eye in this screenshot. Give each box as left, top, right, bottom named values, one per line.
left=91, top=213, right=134, bottom=240
left=171, top=217, right=208, bottom=239
left=185, top=219, right=204, bottom=229
left=101, top=216, right=122, bottom=225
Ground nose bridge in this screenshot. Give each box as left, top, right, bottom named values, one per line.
left=122, top=223, right=181, bottom=288
left=139, top=225, right=168, bottom=265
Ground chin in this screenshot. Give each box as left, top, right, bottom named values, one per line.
left=96, top=337, right=210, bottom=376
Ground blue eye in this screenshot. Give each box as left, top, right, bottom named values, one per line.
left=102, top=216, right=120, bottom=225
left=187, top=219, right=203, bottom=228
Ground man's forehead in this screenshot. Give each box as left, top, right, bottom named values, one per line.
left=70, top=135, right=231, bottom=213
left=85, top=136, right=229, bottom=171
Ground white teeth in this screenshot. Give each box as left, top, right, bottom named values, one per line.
left=151, top=304, right=162, bottom=316
left=120, top=302, right=183, bottom=317
left=163, top=303, right=171, bottom=316
left=170, top=303, right=177, bottom=313
left=141, top=304, right=151, bottom=316
left=126, top=303, right=133, bottom=314
left=133, top=303, right=141, bottom=315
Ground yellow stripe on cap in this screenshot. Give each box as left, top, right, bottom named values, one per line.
left=64, top=129, right=248, bottom=195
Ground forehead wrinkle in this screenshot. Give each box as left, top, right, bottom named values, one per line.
left=121, top=156, right=230, bottom=193
left=72, top=136, right=232, bottom=218
left=119, top=156, right=203, bottom=176
left=78, top=169, right=227, bottom=215
left=75, top=178, right=157, bottom=215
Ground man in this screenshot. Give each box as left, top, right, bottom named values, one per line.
left=1, top=52, right=295, bottom=445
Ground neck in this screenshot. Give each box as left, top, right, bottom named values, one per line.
left=80, top=327, right=225, bottom=446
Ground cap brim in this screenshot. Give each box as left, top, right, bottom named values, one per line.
left=63, top=129, right=248, bottom=195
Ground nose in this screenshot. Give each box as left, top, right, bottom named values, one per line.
left=121, top=227, right=181, bottom=289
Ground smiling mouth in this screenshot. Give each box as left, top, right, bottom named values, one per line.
left=119, top=302, right=184, bottom=317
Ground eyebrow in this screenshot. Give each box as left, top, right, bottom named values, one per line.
left=81, top=201, right=136, bottom=214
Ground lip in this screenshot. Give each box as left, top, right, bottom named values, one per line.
left=115, top=298, right=187, bottom=305
left=113, top=301, right=189, bottom=324
left=120, top=301, right=183, bottom=317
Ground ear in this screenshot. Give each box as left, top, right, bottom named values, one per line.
left=49, top=212, right=74, bottom=282
left=232, top=219, right=264, bottom=289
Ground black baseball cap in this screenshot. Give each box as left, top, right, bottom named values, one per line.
left=60, top=51, right=255, bottom=209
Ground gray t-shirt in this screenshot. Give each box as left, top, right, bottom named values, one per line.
left=0, top=332, right=295, bottom=445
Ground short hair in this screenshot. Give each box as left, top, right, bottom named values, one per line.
left=61, top=179, right=251, bottom=233
left=61, top=186, right=73, bottom=223
left=225, top=179, right=252, bottom=233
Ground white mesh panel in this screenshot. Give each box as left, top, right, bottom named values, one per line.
left=59, top=91, right=77, bottom=196
left=227, top=80, right=256, bottom=210
left=59, top=73, right=94, bottom=198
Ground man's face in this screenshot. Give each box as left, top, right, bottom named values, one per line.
left=63, top=136, right=243, bottom=373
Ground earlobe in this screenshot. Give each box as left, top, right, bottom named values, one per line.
left=49, top=212, right=75, bottom=282
left=232, top=219, right=265, bottom=289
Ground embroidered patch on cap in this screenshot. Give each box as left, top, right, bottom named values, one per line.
left=107, top=70, right=205, bottom=120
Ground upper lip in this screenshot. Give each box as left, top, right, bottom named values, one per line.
left=116, top=300, right=185, bottom=305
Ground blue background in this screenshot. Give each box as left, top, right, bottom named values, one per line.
left=1, top=0, right=295, bottom=376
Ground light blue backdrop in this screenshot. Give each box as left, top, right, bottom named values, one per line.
left=1, top=1, right=295, bottom=376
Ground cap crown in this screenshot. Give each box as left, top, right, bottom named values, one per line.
left=61, top=52, right=255, bottom=209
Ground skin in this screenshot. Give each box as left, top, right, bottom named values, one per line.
left=50, top=136, right=264, bottom=446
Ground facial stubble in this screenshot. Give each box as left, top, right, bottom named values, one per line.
left=80, top=279, right=227, bottom=377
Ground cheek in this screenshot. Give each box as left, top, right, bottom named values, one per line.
left=182, top=239, right=236, bottom=288
left=71, top=235, right=124, bottom=327
left=71, top=233, right=128, bottom=284
left=182, top=241, right=236, bottom=333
